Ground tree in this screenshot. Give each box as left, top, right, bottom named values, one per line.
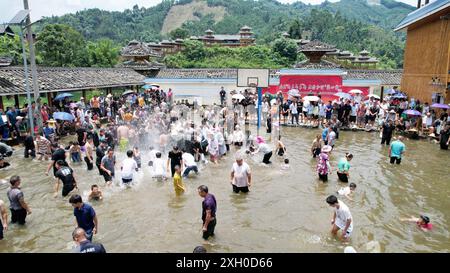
left=169, top=28, right=190, bottom=40
left=86, top=39, right=119, bottom=67
left=183, top=40, right=206, bottom=61
left=271, top=38, right=298, bottom=64
left=36, top=24, right=89, bottom=67
left=288, top=19, right=303, bottom=39
left=0, top=35, right=24, bottom=65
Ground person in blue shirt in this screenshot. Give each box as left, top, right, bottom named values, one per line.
left=69, top=195, right=98, bottom=242
left=389, top=136, right=406, bottom=165
left=72, top=227, right=106, bottom=253
left=6, top=106, right=19, bottom=138
left=43, top=122, right=55, bottom=142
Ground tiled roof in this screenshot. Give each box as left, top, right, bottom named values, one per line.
left=344, top=69, right=403, bottom=85
left=152, top=68, right=402, bottom=85
left=154, top=69, right=279, bottom=79
left=295, top=60, right=342, bottom=69
left=300, top=40, right=336, bottom=52
left=0, top=25, right=14, bottom=36
left=0, top=57, right=13, bottom=67
left=117, top=59, right=165, bottom=70
left=121, top=41, right=158, bottom=57
left=0, top=67, right=146, bottom=95
left=199, top=35, right=242, bottom=41
left=155, top=69, right=237, bottom=79
left=395, top=0, right=450, bottom=31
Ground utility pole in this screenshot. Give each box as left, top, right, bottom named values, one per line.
left=23, top=0, right=43, bottom=134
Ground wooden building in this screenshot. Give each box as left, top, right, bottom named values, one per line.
left=118, top=40, right=165, bottom=76
left=395, top=0, right=450, bottom=104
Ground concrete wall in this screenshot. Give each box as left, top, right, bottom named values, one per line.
left=145, top=79, right=241, bottom=105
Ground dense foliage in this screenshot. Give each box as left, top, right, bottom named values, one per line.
left=288, top=9, right=405, bottom=69
left=35, top=24, right=118, bottom=67
left=164, top=39, right=304, bottom=68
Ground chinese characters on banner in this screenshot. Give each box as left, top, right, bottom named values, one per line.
left=278, top=75, right=343, bottom=101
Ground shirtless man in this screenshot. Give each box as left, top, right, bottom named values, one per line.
left=84, top=137, right=94, bottom=171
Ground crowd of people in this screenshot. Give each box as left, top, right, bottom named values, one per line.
left=0, top=85, right=445, bottom=253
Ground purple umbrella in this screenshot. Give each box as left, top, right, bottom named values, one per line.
left=431, top=103, right=449, bottom=109
left=404, top=109, right=422, bottom=116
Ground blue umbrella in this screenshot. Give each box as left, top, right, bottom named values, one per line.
left=53, top=112, right=75, bottom=121
left=142, top=85, right=152, bottom=89
left=385, top=89, right=396, bottom=95
left=392, top=93, right=407, bottom=99
left=334, top=92, right=353, bottom=100
left=54, top=93, right=73, bottom=101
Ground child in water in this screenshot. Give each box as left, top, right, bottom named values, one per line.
left=69, top=141, right=82, bottom=163
left=133, top=146, right=142, bottom=169
left=337, top=183, right=357, bottom=201
left=401, top=215, right=433, bottom=231
left=88, top=184, right=103, bottom=201
left=173, top=165, right=186, bottom=195
left=281, top=158, right=290, bottom=170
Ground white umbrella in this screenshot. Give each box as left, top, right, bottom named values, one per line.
left=270, top=99, right=277, bottom=105
left=349, top=89, right=363, bottom=94
left=288, top=89, right=300, bottom=97
left=303, top=95, right=320, bottom=102
left=232, top=94, right=245, bottom=101
left=367, top=94, right=380, bottom=100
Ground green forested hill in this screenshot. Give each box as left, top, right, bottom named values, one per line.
left=28, top=0, right=415, bottom=69
left=38, top=0, right=414, bottom=43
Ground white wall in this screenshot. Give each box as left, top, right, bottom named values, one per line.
left=147, top=80, right=240, bottom=105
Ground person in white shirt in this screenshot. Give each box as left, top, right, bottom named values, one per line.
left=181, top=149, right=198, bottom=178
left=337, top=183, right=357, bottom=201
left=230, top=153, right=252, bottom=193
left=152, top=152, right=167, bottom=180
left=327, top=130, right=337, bottom=148
left=289, top=101, right=299, bottom=125
left=121, top=150, right=138, bottom=185
left=232, top=125, right=245, bottom=146
left=252, top=136, right=273, bottom=164
left=326, top=195, right=353, bottom=241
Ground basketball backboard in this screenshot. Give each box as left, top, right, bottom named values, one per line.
left=237, top=69, right=269, bottom=88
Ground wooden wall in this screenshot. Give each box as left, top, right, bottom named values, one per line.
left=401, top=12, right=450, bottom=103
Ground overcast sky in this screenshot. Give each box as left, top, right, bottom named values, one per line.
left=1, top=0, right=418, bottom=24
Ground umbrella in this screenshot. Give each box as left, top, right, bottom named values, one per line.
left=303, top=95, right=320, bottom=102
left=384, top=89, right=396, bottom=95
left=334, top=92, right=353, bottom=100
left=149, top=83, right=160, bottom=87
left=53, top=112, right=75, bottom=121
left=404, top=109, right=422, bottom=116
left=431, top=103, right=450, bottom=109
left=142, top=85, right=152, bottom=89
left=367, top=94, right=380, bottom=100
left=69, top=103, right=77, bottom=108
left=270, top=99, right=277, bottom=105
left=348, top=89, right=363, bottom=94
left=54, top=93, right=73, bottom=101
left=288, top=89, right=300, bottom=97
left=392, top=93, right=407, bottom=99
left=232, top=94, right=245, bottom=101
left=122, top=90, right=135, bottom=97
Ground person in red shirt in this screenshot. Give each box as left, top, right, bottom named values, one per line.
left=401, top=215, right=433, bottom=231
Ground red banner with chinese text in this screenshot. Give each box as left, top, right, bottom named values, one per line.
left=279, top=75, right=343, bottom=101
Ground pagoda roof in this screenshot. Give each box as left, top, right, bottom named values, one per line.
left=300, top=40, right=336, bottom=52
left=121, top=41, right=157, bottom=57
